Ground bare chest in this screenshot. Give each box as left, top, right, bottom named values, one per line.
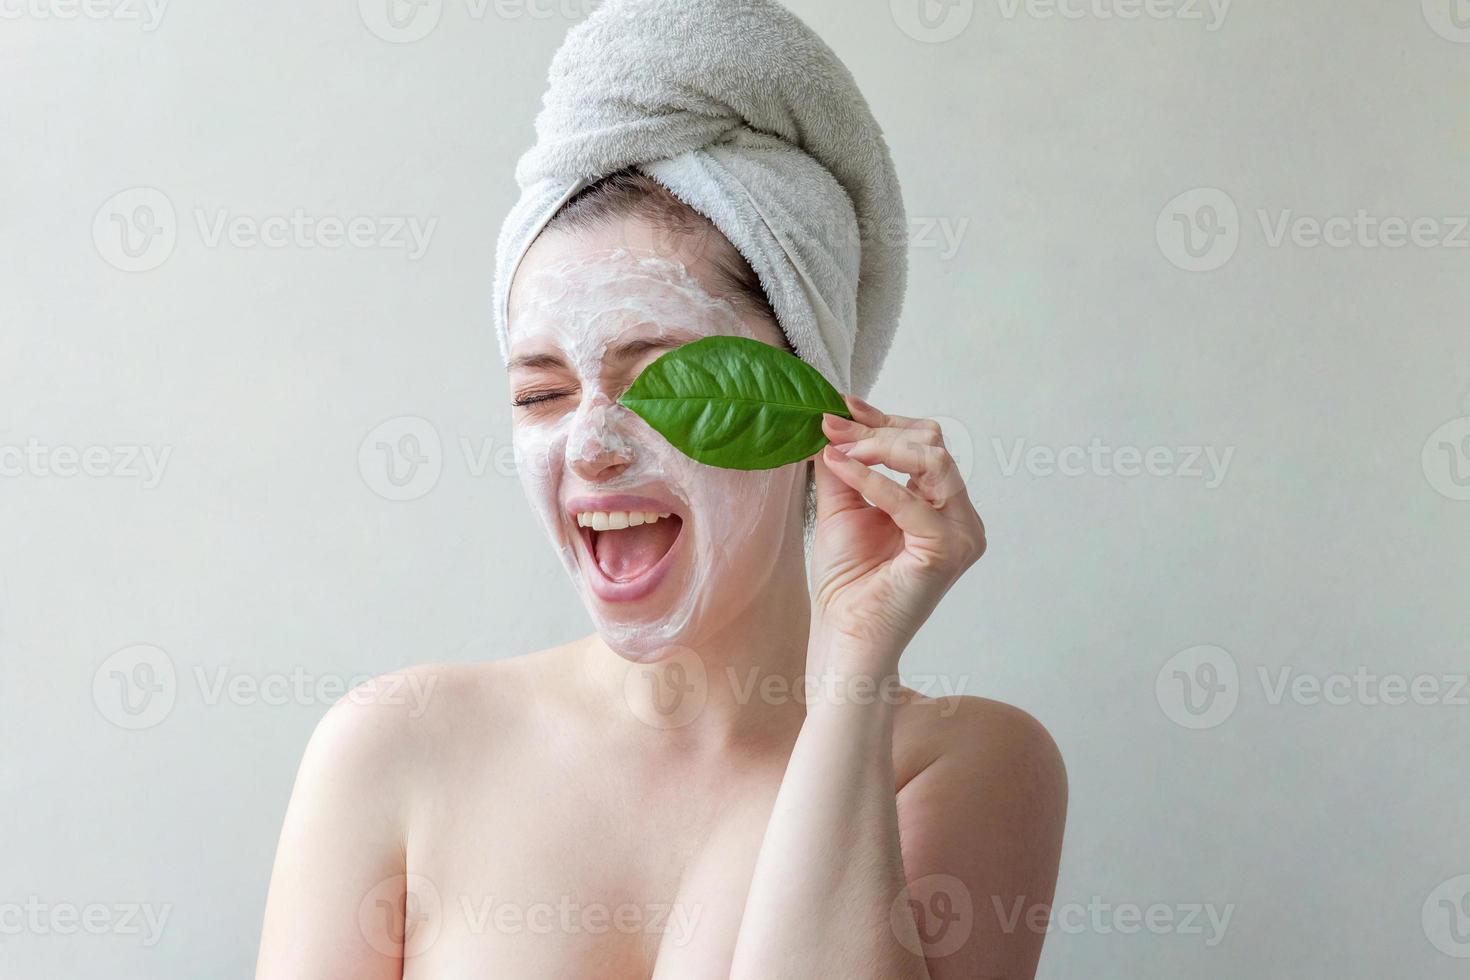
left=400, top=751, right=785, bottom=979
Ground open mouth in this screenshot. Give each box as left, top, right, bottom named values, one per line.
left=568, top=496, right=685, bottom=601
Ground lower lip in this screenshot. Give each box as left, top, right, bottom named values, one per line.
left=577, top=520, right=684, bottom=603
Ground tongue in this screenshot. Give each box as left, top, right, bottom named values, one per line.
left=593, top=519, right=681, bottom=583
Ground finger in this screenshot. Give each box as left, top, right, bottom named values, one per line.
left=813, top=449, right=867, bottom=523
left=843, top=395, right=946, bottom=443
left=834, top=431, right=967, bottom=505
left=823, top=413, right=941, bottom=456
left=923, top=478, right=986, bottom=559
left=821, top=445, right=946, bottom=541
left=822, top=412, right=874, bottom=445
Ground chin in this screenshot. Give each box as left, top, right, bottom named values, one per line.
left=583, top=533, right=793, bottom=666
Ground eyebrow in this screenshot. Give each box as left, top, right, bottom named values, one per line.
left=507, top=332, right=697, bottom=371
left=507, top=350, right=568, bottom=371
left=605, top=334, right=694, bottom=362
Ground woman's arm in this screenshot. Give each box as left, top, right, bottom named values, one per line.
left=255, top=679, right=416, bottom=980
left=728, top=397, right=1066, bottom=980
left=729, top=677, right=1067, bottom=979
left=727, top=655, right=925, bottom=980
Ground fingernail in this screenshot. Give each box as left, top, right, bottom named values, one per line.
left=830, top=441, right=857, bottom=454
left=824, top=413, right=856, bottom=429
left=846, top=394, right=875, bottom=413
left=823, top=443, right=849, bottom=461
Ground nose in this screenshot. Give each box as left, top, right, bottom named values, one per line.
left=567, top=390, right=636, bottom=482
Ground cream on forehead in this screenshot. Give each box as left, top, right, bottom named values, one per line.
left=511, top=247, right=749, bottom=353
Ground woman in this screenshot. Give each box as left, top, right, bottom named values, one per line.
left=256, top=2, right=1065, bottom=978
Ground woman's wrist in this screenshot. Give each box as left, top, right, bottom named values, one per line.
left=805, top=632, right=905, bottom=705
left=795, top=660, right=901, bottom=760
left=808, top=624, right=902, bottom=668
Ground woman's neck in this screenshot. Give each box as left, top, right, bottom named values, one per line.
left=578, top=534, right=814, bottom=754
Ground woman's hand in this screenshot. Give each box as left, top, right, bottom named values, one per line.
left=808, top=394, right=987, bottom=676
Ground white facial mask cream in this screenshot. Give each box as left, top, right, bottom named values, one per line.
left=509, top=247, right=802, bottom=661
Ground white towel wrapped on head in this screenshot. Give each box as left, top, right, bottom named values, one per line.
left=492, top=0, right=908, bottom=397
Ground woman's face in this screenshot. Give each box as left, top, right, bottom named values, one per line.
left=506, top=218, right=806, bottom=662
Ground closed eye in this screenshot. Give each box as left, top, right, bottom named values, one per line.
left=512, top=390, right=572, bottom=407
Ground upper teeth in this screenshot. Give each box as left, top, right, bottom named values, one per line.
left=577, top=510, right=672, bottom=530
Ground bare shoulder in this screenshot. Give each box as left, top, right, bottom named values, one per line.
left=893, top=692, right=1068, bottom=817
left=890, top=694, right=1068, bottom=976
left=894, top=692, right=1067, bottom=769
left=260, top=652, right=578, bottom=973
left=298, top=645, right=578, bottom=785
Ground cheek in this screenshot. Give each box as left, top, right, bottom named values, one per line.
left=512, top=419, right=567, bottom=508
left=686, top=465, right=799, bottom=565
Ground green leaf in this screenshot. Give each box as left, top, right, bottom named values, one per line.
left=617, top=336, right=851, bottom=470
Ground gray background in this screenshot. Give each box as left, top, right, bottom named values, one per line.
left=3, top=0, right=1469, bottom=976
